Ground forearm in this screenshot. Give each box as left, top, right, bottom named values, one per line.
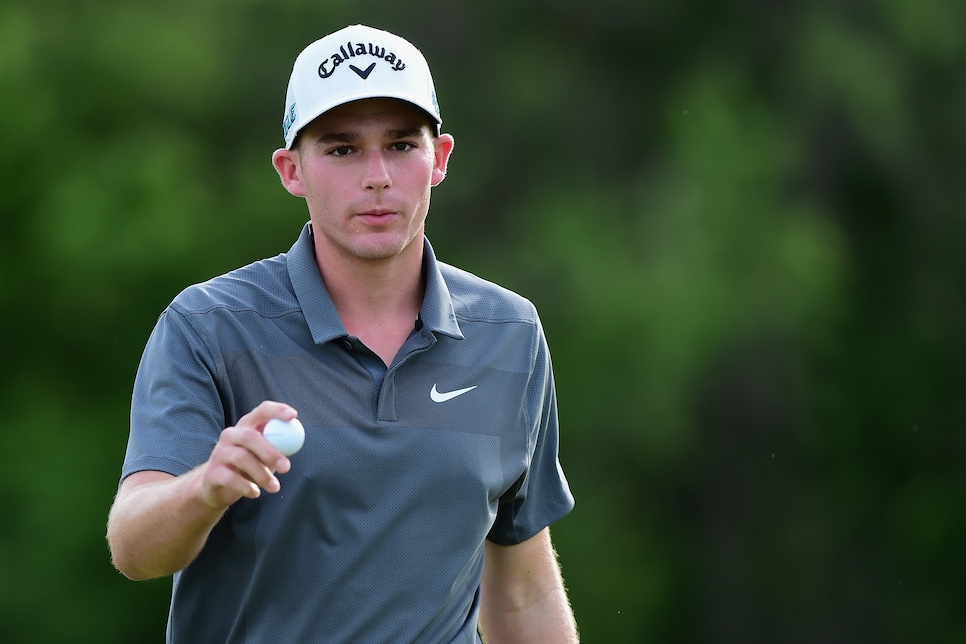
left=479, top=529, right=579, bottom=643
left=479, top=585, right=578, bottom=643
left=106, top=467, right=227, bottom=580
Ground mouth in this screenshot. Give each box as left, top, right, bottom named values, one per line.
left=356, top=209, right=399, bottom=226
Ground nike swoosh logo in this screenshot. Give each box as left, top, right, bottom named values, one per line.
left=350, top=63, right=376, bottom=79
left=430, top=384, right=478, bottom=403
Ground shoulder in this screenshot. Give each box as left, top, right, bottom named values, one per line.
left=439, top=262, right=539, bottom=327
left=169, top=254, right=298, bottom=319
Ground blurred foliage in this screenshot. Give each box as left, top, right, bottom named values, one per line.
left=1, top=0, right=964, bottom=641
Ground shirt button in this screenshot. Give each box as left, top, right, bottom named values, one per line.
left=341, top=339, right=353, bottom=350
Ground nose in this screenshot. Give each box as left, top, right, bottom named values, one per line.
left=363, top=151, right=391, bottom=191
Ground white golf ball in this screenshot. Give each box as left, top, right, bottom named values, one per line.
left=263, top=418, right=305, bottom=456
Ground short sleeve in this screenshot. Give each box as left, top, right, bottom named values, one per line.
left=121, top=306, right=228, bottom=481
left=487, top=317, right=574, bottom=545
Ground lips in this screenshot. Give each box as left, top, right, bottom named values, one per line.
left=356, top=209, right=398, bottom=225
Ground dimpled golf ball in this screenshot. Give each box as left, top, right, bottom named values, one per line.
left=263, top=418, right=305, bottom=456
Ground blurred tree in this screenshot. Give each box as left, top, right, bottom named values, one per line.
left=1, top=0, right=964, bottom=642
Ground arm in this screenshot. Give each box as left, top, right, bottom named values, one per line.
left=478, top=527, right=578, bottom=643
left=106, top=401, right=296, bottom=580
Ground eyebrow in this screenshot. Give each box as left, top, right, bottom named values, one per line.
left=387, top=126, right=425, bottom=140
left=316, top=132, right=357, bottom=144
left=314, top=126, right=426, bottom=144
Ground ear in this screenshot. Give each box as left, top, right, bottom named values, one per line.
left=430, top=134, right=455, bottom=187
left=272, top=148, right=307, bottom=197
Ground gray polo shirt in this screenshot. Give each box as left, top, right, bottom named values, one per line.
left=122, top=223, right=574, bottom=643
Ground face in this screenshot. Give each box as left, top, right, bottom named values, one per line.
left=272, top=99, right=454, bottom=266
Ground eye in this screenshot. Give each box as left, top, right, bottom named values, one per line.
left=391, top=142, right=415, bottom=152
left=329, top=146, right=353, bottom=157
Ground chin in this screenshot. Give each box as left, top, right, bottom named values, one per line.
left=358, top=231, right=423, bottom=260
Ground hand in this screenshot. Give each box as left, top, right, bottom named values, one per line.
left=198, top=401, right=298, bottom=508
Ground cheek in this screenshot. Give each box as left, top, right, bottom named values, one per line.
left=302, top=167, right=342, bottom=203
left=407, top=156, right=439, bottom=191
left=302, top=181, right=342, bottom=224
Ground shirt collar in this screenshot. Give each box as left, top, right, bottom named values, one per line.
left=286, top=222, right=463, bottom=345
left=420, top=236, right=464, bottom=340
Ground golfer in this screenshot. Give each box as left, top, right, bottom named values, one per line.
left=108, top=24, right=577, bottom=643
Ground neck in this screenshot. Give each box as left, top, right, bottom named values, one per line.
left=314, top=235, right=426, bottom=365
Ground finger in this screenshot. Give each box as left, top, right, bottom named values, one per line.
left=241, top=401, right=299, bottom=430
left=199, top=458, right=262, bottom=508
left=225, top=443, right=282, bottom=492
left=210, top=436, right=282, bottom=494
left=237, top=402, right=298, bottom=472
left=228, top=424, right=292, bottom=475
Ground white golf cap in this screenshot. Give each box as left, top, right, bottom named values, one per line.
left=280, top=24, right=442, bottom=149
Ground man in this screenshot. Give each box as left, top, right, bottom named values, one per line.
left=107, top=24, right=577, bottom=643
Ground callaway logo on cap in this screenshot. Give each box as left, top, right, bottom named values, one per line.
left=281, top=24, right=442, bottom=149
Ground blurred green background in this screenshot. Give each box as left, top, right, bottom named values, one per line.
left=2, top=0, right=964, bottom=641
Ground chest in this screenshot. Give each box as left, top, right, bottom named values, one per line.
left=219, top=328, right=534, bottom=489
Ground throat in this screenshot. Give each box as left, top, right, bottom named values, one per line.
left=349, top=316, right=421, bottom=366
